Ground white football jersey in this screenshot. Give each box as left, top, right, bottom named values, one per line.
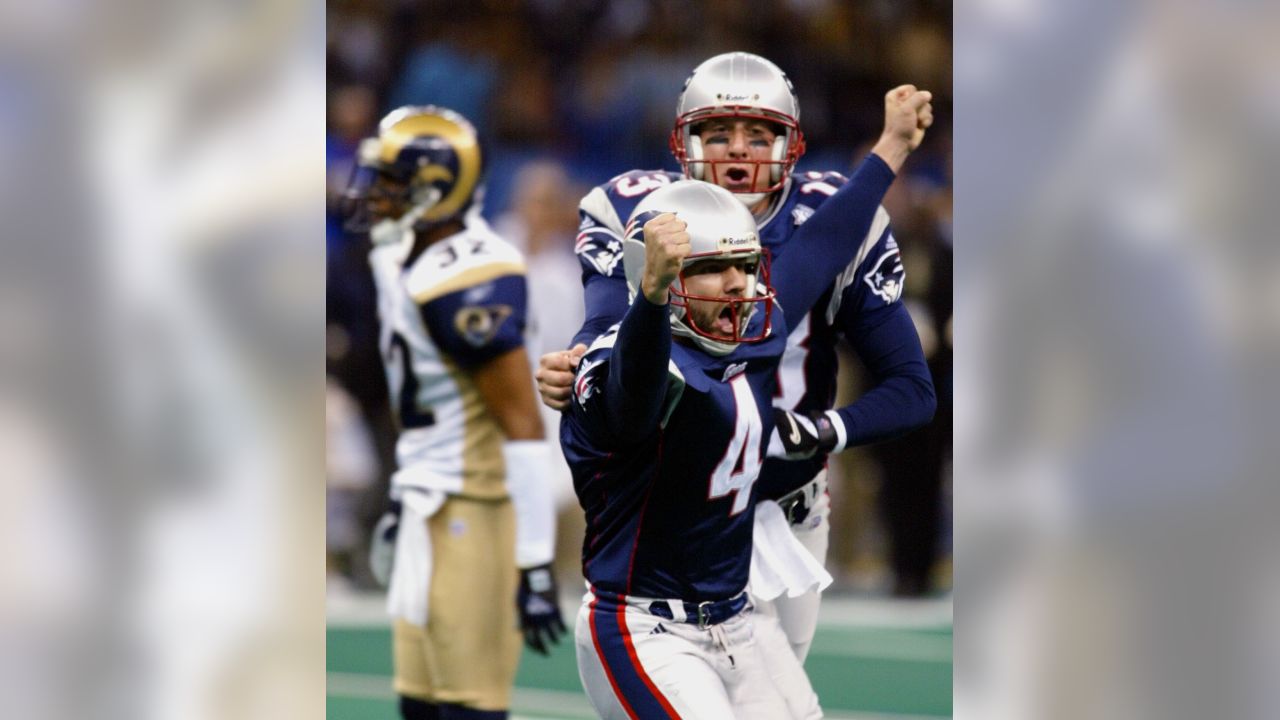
left=369, top=218, right=530, bottom=500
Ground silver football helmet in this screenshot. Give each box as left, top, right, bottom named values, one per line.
left=669, top=52, right=806, bottom=203
left=623, top=180, right=775, bottom=356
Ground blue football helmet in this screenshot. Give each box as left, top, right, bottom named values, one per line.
left=342, top=105, right=484, bottom=233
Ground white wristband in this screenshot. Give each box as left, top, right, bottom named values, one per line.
left=503, top=440, right=556, bottom=568
left=823, top=410, right=848, bottom=453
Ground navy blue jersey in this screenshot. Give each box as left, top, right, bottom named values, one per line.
left=572, top=156, right=934, bottom=501
left=561, top=155, right=901, bottom=600
left=562, top=301, right=786, bottom=601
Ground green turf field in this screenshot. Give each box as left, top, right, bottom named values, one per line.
left=327, top=595, right=951, bottom=719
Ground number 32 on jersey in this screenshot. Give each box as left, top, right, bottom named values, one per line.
left=709, top=375, right=763, bottom=515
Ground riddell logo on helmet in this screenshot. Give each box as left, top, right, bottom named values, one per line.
left=720, top=235, right=755, bottom=248
left=715, top=92, right=761, bottom=102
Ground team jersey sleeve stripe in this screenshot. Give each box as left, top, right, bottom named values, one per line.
left=410, top=261, right=526, bottom=304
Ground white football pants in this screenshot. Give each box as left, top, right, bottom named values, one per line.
left=575, top=594, right=790, bottom=720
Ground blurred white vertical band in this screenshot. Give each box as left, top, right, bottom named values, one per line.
left=0, top=0, right=324, bottom=718
left=956, top=1, right=1279, bottom=719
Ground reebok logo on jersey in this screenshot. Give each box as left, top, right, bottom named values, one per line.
left=649, top=623, right=668, bottom=635
left=721, top=361, right=747, bottom=382
left=463, top=283, right=494, bottom=303
left=792, top=205, right=814, bottom=226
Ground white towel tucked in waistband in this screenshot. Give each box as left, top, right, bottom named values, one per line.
left=386, top=489, right=446, bottom=627
left=748, top=499, right=833, bottom=601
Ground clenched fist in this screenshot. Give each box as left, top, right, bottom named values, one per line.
left=871, top=84, right=934, bottom=173
left=640, top=213, right=691, bottom=305
left=536, top=343, right=587, bottom=412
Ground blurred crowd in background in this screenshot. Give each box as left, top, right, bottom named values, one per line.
left=325, top=0, right=953, bottom=598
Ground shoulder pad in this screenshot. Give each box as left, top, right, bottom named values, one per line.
left=791, top=170, right=849, bottom=206
left=580, top=169, right=682, bottom=234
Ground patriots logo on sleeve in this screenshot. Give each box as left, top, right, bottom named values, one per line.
left=574, top=357, right=604, bottom=408
left=576, top=216, right=624, bottom=277
left=454, top=305, right=513, bottom=347
left=579, top=237, right=622, bottom=277
left=863, top=237, right=905, bottom=304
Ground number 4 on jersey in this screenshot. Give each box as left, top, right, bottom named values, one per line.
left=709, top=375, right=763, bottom=515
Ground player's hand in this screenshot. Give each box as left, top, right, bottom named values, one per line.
left=537, top=344, right=588, bottom=411
left=767, top=409, right=838, bottom=460
left=641, top=213, right=690, bottom=304
left=368, top=500, right=402, bottom=588
left=517, top=563, right=566, bottom=656
left=872, top=85, right=934, bottom=172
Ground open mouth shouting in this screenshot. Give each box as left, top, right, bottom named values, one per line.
left=720, top=166, right=756, bottom=192
left=712, top=304, right=736, bottom=336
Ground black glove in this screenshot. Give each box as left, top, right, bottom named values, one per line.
left=770, top=409, right=838, bottom=460
left=368, top=499, right=401, bottom=588
left=517, top=563, right=566, bottom=656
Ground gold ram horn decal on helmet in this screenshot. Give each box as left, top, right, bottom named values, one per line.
left=416, top=164, right=455, bottom=184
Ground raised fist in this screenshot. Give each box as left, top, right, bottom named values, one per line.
left=641, top=212, right=690, bottom=304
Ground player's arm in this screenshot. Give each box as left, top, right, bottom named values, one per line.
left=770, top=221, right=935, bottom=460
left=534, top=269, right=631, bottom=409
left=830, top=298, right=936, bottom=448
left=418, top=271, right=565, bottom=654
left=575, top=274, right=629, bottom=349
left=770, top=153, right=895, bottom=320
left=572, top=187, right=633, bottom=346
left=535, top=188, right=633, bottom=412
left=474, top=346, right=545, bottom=440
left=770, top=86, right=933, bottom=319
left=471, top=346, right=567, bottom=655
left=830, top=221, right=935, bottom=446
left=471, top=347, right=553, bottom=570
left=591, top=212, right=686, bottom=441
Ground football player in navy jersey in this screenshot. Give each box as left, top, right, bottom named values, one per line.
left=538, top=52, right=937, bottom=716
left=565, top=174, right=899, bottom=719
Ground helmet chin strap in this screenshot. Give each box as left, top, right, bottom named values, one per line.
left=670, top=320, right=738, bottom=357
left=732, top=191, right=767, bottom=207
left=369, top=187, right=443, bottom=246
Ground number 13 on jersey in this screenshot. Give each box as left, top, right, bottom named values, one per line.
left=709, top=375, right=763, bottom=515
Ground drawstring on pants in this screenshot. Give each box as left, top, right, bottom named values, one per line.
left=708, top=622, right=735, bottom=668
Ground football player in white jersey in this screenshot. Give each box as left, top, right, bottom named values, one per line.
left=538, top=54, right=936, bottom=718
left=345, top=106, right=563, bottom=720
